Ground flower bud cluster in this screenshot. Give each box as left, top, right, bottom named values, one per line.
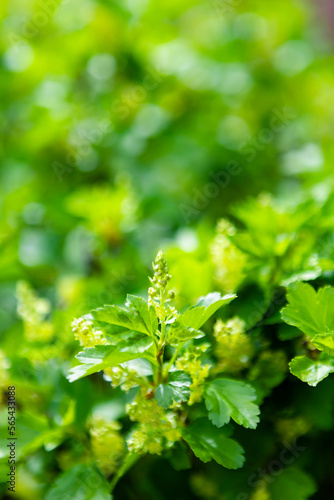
left=210, top=219, right=246, bottom=293
left=16, top=281, right=54, bottom=342
left=104, top=365, right=147, bottom=392
left=148, top=251, right=175, bottom=321
left=103, top=366, right=124, bottom=387
left=71, top=317, right=108, bottom=348
left=126, top=394, right=181, bottom=455
left=213, top=317, right=254, bottom=374
left=176, top=344, right=210, bottom=405
left=250, top=483, right=270, bottom=500
left=89, top=418, right=125, bottom=476
left=151, top=251, right=171, bottom=288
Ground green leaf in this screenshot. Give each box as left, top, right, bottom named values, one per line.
left=312, top=333, right=334, bottom=355
left=182, top=418, right=245, bottom=469
left=112, top=331, right=156, bottom=360
left=167, top=442, right=192, bottom=471
left=45, top=465, right=111, bottom=500
left=204, top=379, right=260, bottom=429
left=14, top=413, right=65, bottom=459
left=168, top=321, right=205, bottom=345
left=84, top=314, right=129, bottom=337
left=180, top=292, right=236, bottom=330
left=126, top=295, right=158, bottom=335
left=67, top=338, right=156, bottom=383
left=155, top=371, right=191, bottom=408
left=67, top=363, right=104, bottom=383
left=168, top=292, right=235, bottom=345
left=268, top=467, right=317, bottom=500
left=289, top=353, right=334, bottom=386
left=278, top=324, right=302, bottom=341
left=281, top=282, right=334, bottom=337
left=92, top=294, right=158, bottom=336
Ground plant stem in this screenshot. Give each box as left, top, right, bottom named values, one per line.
left=156, top=288, right=166, bottom=385
left=163, top=342, right=185, bottom=379
left=110, top=452, right=140, bottom=493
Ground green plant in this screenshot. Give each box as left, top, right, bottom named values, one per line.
left=281, top=281, right=334, bottom=386
left=68, top=251, right=261, bottom=490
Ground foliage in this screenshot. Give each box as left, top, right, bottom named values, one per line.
left=68, top=252, right=253, bottom=478
left=281, top=282, right=334, bottom=385
left=1, top=0, right=334, bottom=498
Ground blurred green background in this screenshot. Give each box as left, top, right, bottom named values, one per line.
left=1, top=0, right=334, bottom=498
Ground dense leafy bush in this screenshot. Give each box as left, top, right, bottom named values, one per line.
left=1, top=0, right=334, bottom=498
